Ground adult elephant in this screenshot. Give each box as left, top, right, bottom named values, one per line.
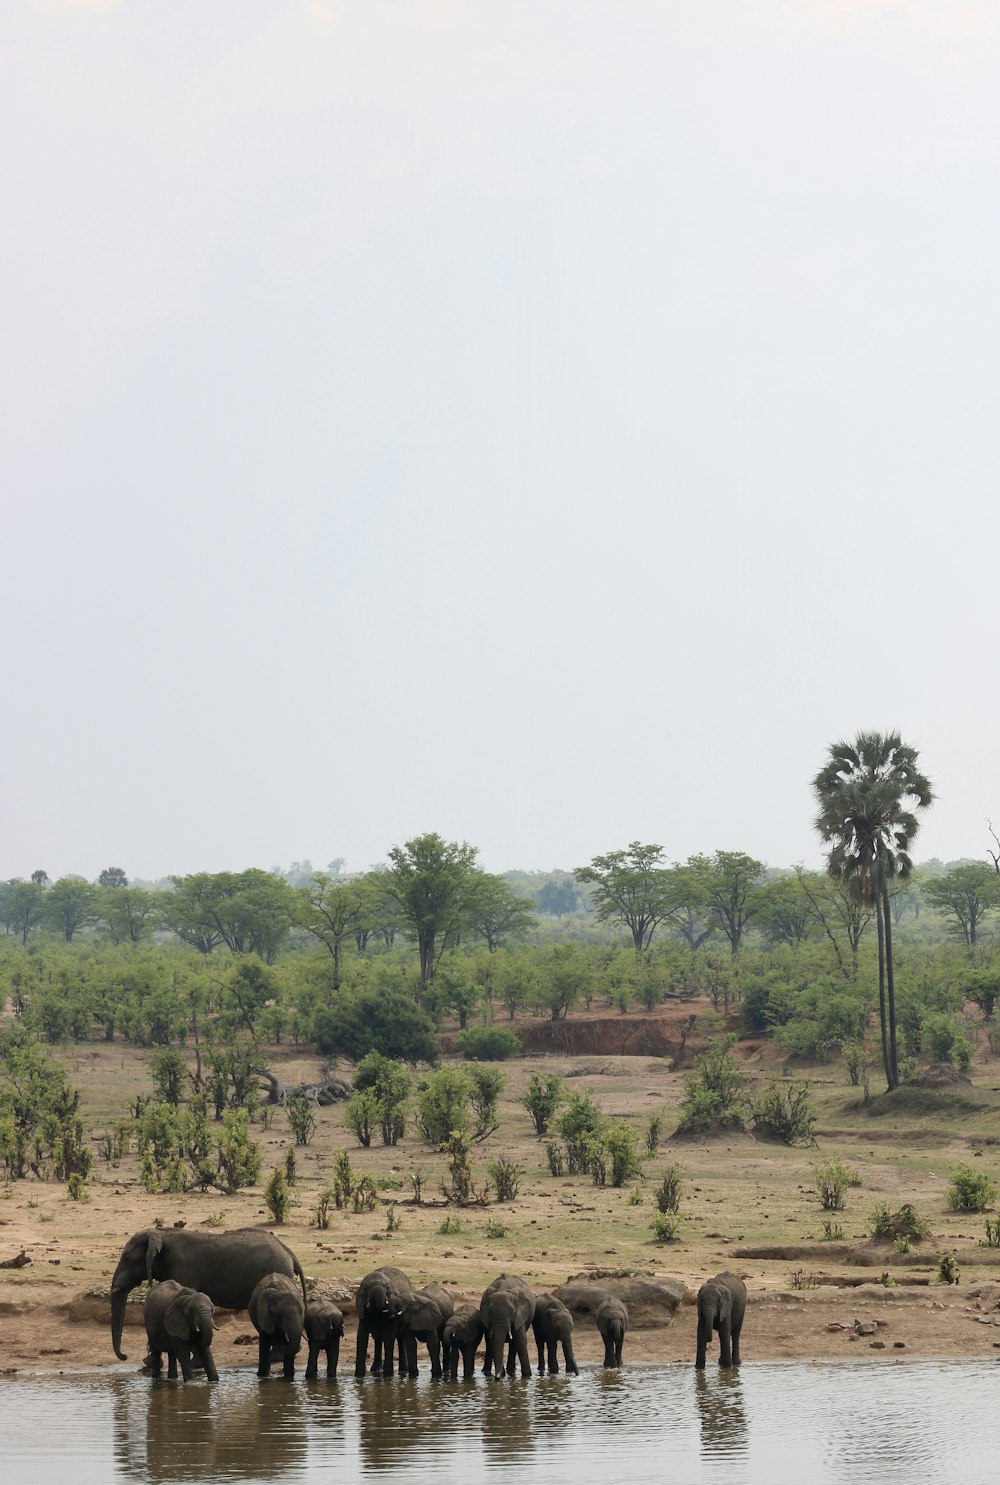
left=110, top=1227, right=306, bottom=1361
left=249, top=1272, right=305, bottom=1379
left=531, top=1294, right=578, bottom=1375
left=354, top=1266, right=415, bottom=1378
left=595, top=1296, right=628, bottom=1369
left=398, top=1283, right=455, bottom=1378
left=143, top=1280, right=219, bottom=1382
left=695, top=1273, right=747, bottom=1369
left=480, top=1273, right=536, bottom=1379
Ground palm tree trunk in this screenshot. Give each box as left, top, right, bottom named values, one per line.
left=875, top=896, right=895, bottom=1091
left=882, top=886, right=899, bottom=1086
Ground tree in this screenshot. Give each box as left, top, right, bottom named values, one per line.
left=923, top=864, right=1000, bottom=947
left=4, top=880, right=47, bottom=944
left=534, top=873, right=581, bottom=917
left=793, top=865, right=873, bottom=979
left=755, top=875, right=812, bottom=947
left=378, top=833, right=482, bottom=984
left=466, top=874, right=537, bottom=952
left=574, top=842, right=677, bottom=951
left=313, top=987, right=440, bottom=1064
left=44, top=877, right=98, bottom=942
left=98, top=867, right=128, bottom=889
left=295, top=875, right=372, bottom=990
left=163, top=871, right=295, bottom=962
left=99, top=885, right=161, bottom=945
left=698, top=851, right=767, bottom=955
left=813, top=731, right=934, bottom=1092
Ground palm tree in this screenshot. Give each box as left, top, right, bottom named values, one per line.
left=813, top=731, right=934, bottom=1091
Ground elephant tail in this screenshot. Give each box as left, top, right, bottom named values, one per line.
left=294, top=1257, right=308, bottom=1308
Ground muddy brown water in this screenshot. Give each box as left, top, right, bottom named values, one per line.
left=1, top=1362, right=994, bottom=1483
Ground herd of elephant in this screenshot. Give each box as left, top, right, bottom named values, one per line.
left=109, top=1226, right=746, bottom=1384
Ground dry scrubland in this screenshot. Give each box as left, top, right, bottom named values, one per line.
left=5, top=1002, right=1000, bottom=1373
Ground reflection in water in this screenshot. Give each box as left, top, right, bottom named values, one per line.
left=695, top=1369, right=748, bottom=1457
left=5, top=1361, right=1000, bottom=1484
left=112, top=1374, right=310, bottom=1481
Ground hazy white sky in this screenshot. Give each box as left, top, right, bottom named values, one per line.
left=3, top=0, right=998, bottom=880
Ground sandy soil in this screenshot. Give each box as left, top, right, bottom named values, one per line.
left=4, top=1012, right=1000, bottom=1375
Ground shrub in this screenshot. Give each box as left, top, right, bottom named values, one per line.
left=346, top=1090, right=378, bottom=1148
left=654, top=1164, right=684, bottom=1215
left=314, top=1186, right=335, bottom=1229
left=868, top=1202, right=895, bottom=1238
left=557, top=1094, right=604, bottom=1174
left=545, top=1141, right=564, bottom=1177
left=948, top=1162, right=997, bottom=1212
left=385, top=1204, right=402, bottom=1233
left=628, top=1187, right=644, bottom=1206
left=601, top=1121, right=642, bottom=1187
left=820, top=1220, right=844, bottom=1241
left=468, top=1063, right=505, bottom=1138
left=938, top=1254, right=960, bottom=1284
left=983, top=1218, right=1000, bottom=1248
left=216, top=1109, right=262, bottom=1194
left=675, top=1036, right=748, bottom=1136
left=524, top=1074, right=563, bottom=1136
left=749, top=1080, right=816, bottom=1145
left=813, top=1156, right=852, bottom=1212
left=437, top=1214, right=462, bottom=1235
left=441, top=1129, right=487, bottom=1206
left=331, top=1149, right=355, bottom=1209
left=650, top=1212, right=682, bottom=1243
left=351, top=1175, right=379, bottom=1213
left=487, top=1156, right=523, bottom=1202
left=354, top=1052, right=411, bottom=1146
left=313, top=988, right=440, bottom=1065
left=150, top=1050, right=189, bottom=1107
left=484, top=1217, right=508, bottom=1239
left=645, top=1113, right=665, bottom=1154
left=264, top=1165, right=292, bottom=1223
left=283, top=1147, right=296, bottom=1186
left=66, top=1172, right=88, bottom=1201
left=285, top=1094, right=316, bottom=1147
left=418, top=1068, right=472, bottom=1144
left=455, top=1026, right=521, bottom=1061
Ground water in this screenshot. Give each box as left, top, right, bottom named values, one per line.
left=1, top=1362, right=995, bottom=1485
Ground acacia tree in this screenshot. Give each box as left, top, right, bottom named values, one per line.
left=813, top=731, right=934, bottom=1091
left=378, top=833, right=482, bottom=985
left=923, top=864, right=999, bottom=947
left=574, top=842, right=677, bottom=951
left=698, top=850, right=767, bottom=956
left=295, top=874, right=373, bottom=990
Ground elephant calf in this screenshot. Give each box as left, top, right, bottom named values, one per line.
left=249, top=1272, right=305, bottom=1379
left=304, top=1299, right=345, bottom=1380
left=143, top=1280, right=219, bottom=1382
left=595, top=1296, right=628, bottom=1369
left=442, top=1304, right=484, bottom=1380
left=695, top=1272, right=747, bottom=1369
left=532, top=1294, right=579, bottom=1375
left=398, top=1283, right=455, bottom=1378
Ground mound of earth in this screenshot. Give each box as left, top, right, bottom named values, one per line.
left=907, top=1062, right=972, bottom=1088
left=553, top=1271, right=689, bottom=1328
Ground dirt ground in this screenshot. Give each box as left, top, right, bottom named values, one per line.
left=5, top=1008, right=1000, bottom=1375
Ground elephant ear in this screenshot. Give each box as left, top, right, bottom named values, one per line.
left=164, top=1297, right=190, bottom=1341
left=145, top=1230, right=164, bottom=1283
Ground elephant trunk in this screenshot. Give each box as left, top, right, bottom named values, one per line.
left=111, top=1287, right=130, bottom=1361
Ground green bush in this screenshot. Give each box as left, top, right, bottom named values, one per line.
left=749, top=1080, right=816, bottom=1146
left=654, top=1164, right=684, bottom=1214
left=675, top=1036, right=748, bottom=1136
left=264, top=1165, right=292, bottom=1223
left=346, top=1089, right=378, bottom=1148
left=354, top=1052, right=411, bottom=1146
left=948, top=1162, right=997, bottom=1212
left=557, top=1093, right=604, bottom=1174
left=650, top=1212, right=682, bottom=1243
left=487, top=1156, right=523, bottom=1202
left=417, top=1067, right=472, bottom=1144
left=600, top=1120, right=642, bottom=1187
left=524, top=1074, right=563, bottom=1135
left=813, top=1156, right=853, bottom=1211
left=313, top=988, right=440, bottom=1065
left=455, top=1025, right=521, bottom=1061
left=468, top=1063, right=504, bottom=1137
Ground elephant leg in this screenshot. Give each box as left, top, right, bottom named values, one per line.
left=428, top=1337, right=443, bottom=1379
left=305, top=1341, right=321, bottom=1381
left=717, top=1318, right=733, bottom=1368
left=695, top=1317, right=711, bottom=1370
left=257, top=1333, right=272, bottom=1378
left=514, top=1329, right=532, bottom=1379
left=382, top=1332, right=396, bottom=1378
left=547, top=1339, right=559, bottom=1374
left=730, top=1320, right=742, bottom=1367
left=462, top=1344, right=476, bottom=1381
left=147, top=1347, right=163, bottom=1376
left=532, top=1324, right=545, bottom=1374
left=327, top=1339, right=340, bottom=1378
left=505, top=1338, right=517, bottom=1377
left=176, top=1344, right=195, bottom=1383
left=166, top=1351, right=178, bottom=1380
left=615, top=1335, right=623, bottom=1367
left=602, top=1335, right=615, bottom=1368
left=282, top=1347, right=296, bottom=1380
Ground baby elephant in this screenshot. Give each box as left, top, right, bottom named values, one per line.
left=249, top=1272, right=305, bottom=1379
left=143, top=1280, right=219, bottom=1382
left=442, top=1304, right=484, bottom=1380
left=695, top=1272, right=746, bottom=1369
left=532, top=1294, right=579, bottom=1375
left=595, top=1296, right=628, bottom=1369
left=304, top=1299, right=345, bottom=1380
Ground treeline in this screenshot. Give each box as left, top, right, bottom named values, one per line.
left=1, top=833, right=999, bottom=1077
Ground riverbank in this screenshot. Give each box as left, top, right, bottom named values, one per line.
left=4, top=1033, right=1000, bottom=1373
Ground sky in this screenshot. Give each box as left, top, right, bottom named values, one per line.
left=3, top=0, right=999, bottom=881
